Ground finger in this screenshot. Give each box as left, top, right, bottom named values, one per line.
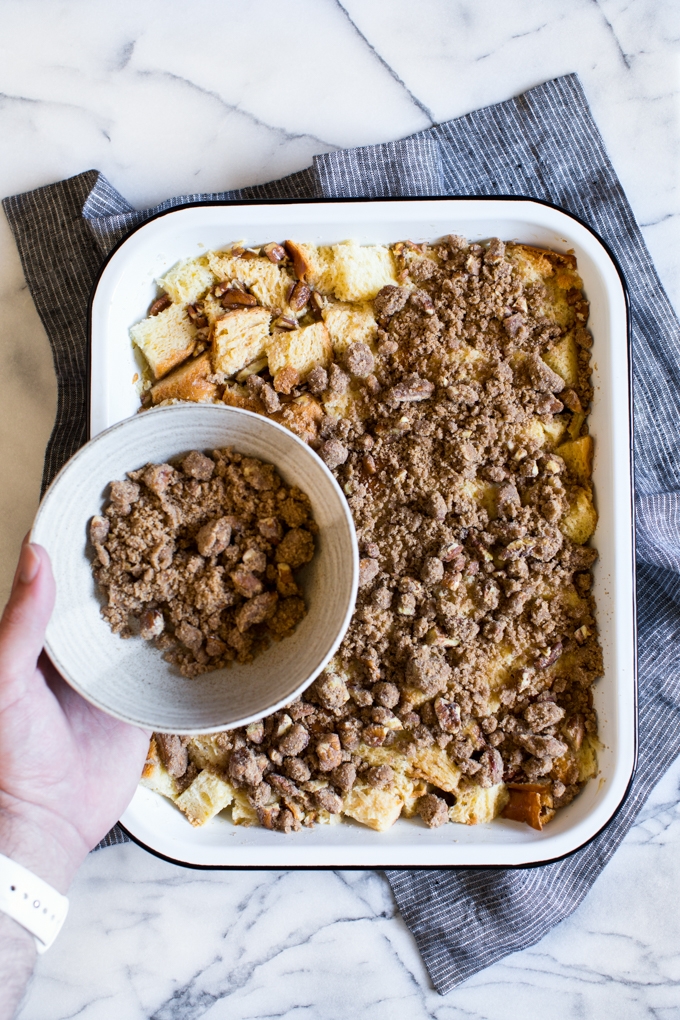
left=9, top=531, right=32, bottom=595
left=0, top=543, right=56, bottom=693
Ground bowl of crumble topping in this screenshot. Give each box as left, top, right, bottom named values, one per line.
left=31, top=403, right=359, bottom=733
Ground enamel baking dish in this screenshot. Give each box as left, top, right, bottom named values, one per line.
left=88, top=198, right=635, bottom=868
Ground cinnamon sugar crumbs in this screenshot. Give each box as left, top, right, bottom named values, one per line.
left=90, top=448, right=317, bottom=677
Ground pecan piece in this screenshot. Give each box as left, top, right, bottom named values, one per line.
left=278, top=723, right=310, bottom=757
left=283, top=240, right=313, bottom=282
left=262, top=242, right=287, bottom=263
left=316, top=732, right=342, bottom=771
left=221, top=288, right=257, bottom=308
left=272, top=315, right=298, bottom=331
left=387, top=374, right=434, bottom=403
left=181, top=450, right=215, bottom=480
left=89, top=515, right=110, bottom=546
left=140, top=609, right=164, bottom=641
left=196, top=517, right=232, bottom=557
left=230, top=567, right=263, bottom=599
left=314, top=788, right=343, bottom=814
left=358, top=558, right=380, bottom=588
left=288, top=281, right=311, bottom=312
left=149, top=293, right=172, bottom=316
left=235, top=591, right=278, bottom=633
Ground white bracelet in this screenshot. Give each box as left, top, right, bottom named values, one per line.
left=0, top=853, right=69, bottom=953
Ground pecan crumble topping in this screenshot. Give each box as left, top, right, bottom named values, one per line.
left=90, top=449, right=317, bottom=677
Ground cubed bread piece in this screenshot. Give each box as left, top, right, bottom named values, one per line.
left=449, top=781, right=509, bottom=825
left=357, top=743, right=411, bottom=774
left=507, top=244, right=584, bottom=329
left=543, top=333, right=579, bottom=387
left=222, top=382, right=263, bottom=414
left=276, top=394, right=323, bottom=444
left=329, top=241, right=399, bottom=302
left=341, top=780, right=408, bottom=832
left=557, top=435, right=594, bottom=485
left=150, top=352, right=218, bottom=404
left=500, top=784, right=551, bottom=829
left=541, top=416, right=568, bottom=447
left=284, top=243, right=336, bottom=294
left=560, top=487, right=598, bottom=544
left=266, top=321, right=332, bottom=382
left=400, top=778, right=429, bottom=817
left=523, top=414, right=568, bottom=451
left=201, top=290, right=228, bottom=325
left=211, top=307, right=272, bottom=380
left=322, top=301, right=378, bottom=355
left=207, top=251, right=294, bottom=312
left=231, top=788, right=259, bottom=826
left=157, top=256, right=214, bottom=306
left=130, top=303, right=197, bottom=379
left=175, top=769, right=235, bottom=827
left=139, top=737, right=180, bottom=801
left=409, top=745, right=462, bottom=794
left=576, top=735, right=599, bottom=783
left=186, top=733, right=232, bottom=771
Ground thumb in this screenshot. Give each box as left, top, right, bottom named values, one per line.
left=0, top=542, right=56, bottom=695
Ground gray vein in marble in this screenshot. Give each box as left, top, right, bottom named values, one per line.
left=509, top=22, right=550, bottom=41
left=115, top=40, right=135, bottom=71
left=149, top=915, right=385, bottom=1020
left=135, top=69, right=337, bottom=151
left=589, top=0, right=633, bottom=68
left=640, top=212, right=680, bottom=227
left=332, top=0, right=435, bottom=124
left=0, top=88, right=115, bottom=145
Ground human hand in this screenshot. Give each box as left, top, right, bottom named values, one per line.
left=0, top=538, right=151, bottom=894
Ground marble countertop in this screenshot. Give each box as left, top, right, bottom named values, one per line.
left=1, top=1, right=679, bottom=1016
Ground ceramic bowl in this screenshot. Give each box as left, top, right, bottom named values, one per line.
left=31, top=403, right=358, bottom=733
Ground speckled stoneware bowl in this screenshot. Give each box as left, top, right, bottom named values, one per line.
left=32, top=403, right=358, bottom=733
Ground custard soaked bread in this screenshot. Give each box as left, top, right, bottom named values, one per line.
left=132, top=234, right=601, bottom=834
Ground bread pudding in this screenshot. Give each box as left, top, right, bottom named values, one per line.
left=131, top=234, right=601, bottom=833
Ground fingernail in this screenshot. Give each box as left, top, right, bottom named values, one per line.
left=19, top=543, right=41, bottom=585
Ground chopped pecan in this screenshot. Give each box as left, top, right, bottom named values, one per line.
left=140, top=609, right=164, bottom=640
left=387, top=374, right=434, bottom=403
left=272, top=315, right=298, bottom=331
left=89, top=515, right=110, bottom=545
left=149, top=293, right=172, bottom=316
left=196, top=517, right=232, bottom=557
left=316, top=732, right=342, bottom=771
left=288, top=281, right=311, bottom=312
left=283, top=240, right=313, bottom=282
left=235, top=591, right=278, bottom=632
left=221, top=288, right=258, bottom=308
left=262, top=242, right=287, bottom=263
left=230, top=567, right=263, bottom=599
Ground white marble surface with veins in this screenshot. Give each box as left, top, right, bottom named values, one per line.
left=0, top=1, right=678, bottom=1016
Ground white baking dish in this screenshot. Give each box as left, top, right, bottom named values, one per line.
left=89, top=199, right=634, bottom=868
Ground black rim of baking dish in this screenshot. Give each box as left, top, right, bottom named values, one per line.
left=87, top=195, right=637, bottom=871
